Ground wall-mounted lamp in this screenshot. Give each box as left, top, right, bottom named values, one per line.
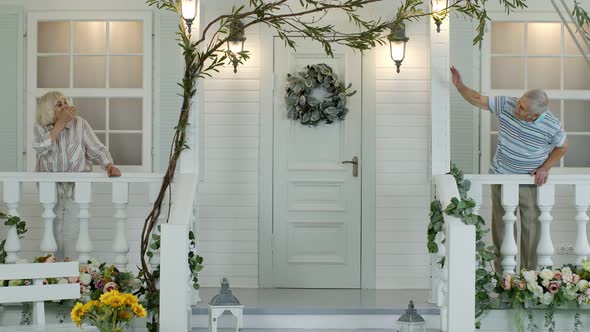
left=181, top=0, right=197, bottom=33
left=388, top=23, right=409, bottom=74
left=227, top=20, right=247, bottom=73
left=430, top=0, right=449, bottom=33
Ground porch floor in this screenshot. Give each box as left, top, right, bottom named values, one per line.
left=193, top=288, right=437, bottom=315
left=191, top=288, right=440, bottom=331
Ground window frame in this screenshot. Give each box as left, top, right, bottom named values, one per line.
left=26, top=11, right=153, bottom=172
left=480, top=11, right=590, bottom=174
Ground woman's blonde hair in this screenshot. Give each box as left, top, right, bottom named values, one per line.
left=36, top=91, right=67, bottom=126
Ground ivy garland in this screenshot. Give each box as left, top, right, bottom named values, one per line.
left=0, top=211, right=27, bottom=264
left=428, top=165, right=498, bottom=328
left=285, top=63, right=356, bottom=126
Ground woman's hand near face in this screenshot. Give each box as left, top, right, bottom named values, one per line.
left=55, top=105, right=76, bottom=125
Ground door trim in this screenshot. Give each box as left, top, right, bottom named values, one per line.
left=258, top=26, right=377, bottom=288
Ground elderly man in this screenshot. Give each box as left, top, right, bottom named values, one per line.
left=450, top=66, right=569, bottom=273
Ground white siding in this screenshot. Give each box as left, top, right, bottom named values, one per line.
left=450, top=18, right=480, bottom=174
left=156, top=12, right=183, bottom=172
left=0, top=8, right=21, bottom=171
left=196, top=6, right=261, bottom=287
left=374, top=21, right=432, bottom=289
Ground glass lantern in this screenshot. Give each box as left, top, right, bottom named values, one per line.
left=396, top=300, right=426, bottom=332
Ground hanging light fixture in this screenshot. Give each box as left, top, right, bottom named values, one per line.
left=227, top=20, right=247, bottom=73
left=181, top=0, right=197, bottom=33
left=430, top=0, right=449, bottom=33
left=388, top=22, right=409, bottom=74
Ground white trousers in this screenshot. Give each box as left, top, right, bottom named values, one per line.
left=53, top=195, right=79, bottom=261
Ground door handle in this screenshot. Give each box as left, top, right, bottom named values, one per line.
left=341, top=156, right=358, bottom=177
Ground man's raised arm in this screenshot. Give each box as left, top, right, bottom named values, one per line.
left=450, top=66, right=489, bottom=111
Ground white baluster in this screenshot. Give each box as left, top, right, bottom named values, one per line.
left=74, top=182, right=93, bottom=263
left=501, top=184, right=519, bottom=275
left=39, top=182, right=58, bottom=254
left=3, top=181, right=21, bottom=263
left=112, top=182, right=129, bottom=271
left=537, top=184, right=555, bottom=268
left=468, top=181, right=483, bottom=217
left=574, top=184, right=590, bottom=265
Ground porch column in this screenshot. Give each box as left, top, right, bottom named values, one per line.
left=429, top=8, right=451, bottom=306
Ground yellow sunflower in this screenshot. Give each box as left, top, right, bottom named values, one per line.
left=70, top=302, right=85, bottom=326
left=131, top=303, right=147, bottom=318
left=117, top=311, right=133, bottom=320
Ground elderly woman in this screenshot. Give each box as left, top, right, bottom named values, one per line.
left=33, top=91, right=121, bottom=260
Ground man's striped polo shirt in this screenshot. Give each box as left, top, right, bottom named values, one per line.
left=488, top=96, right=567, bottom=175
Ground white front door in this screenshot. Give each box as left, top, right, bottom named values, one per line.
left=272, top=38, right=362, bottom=288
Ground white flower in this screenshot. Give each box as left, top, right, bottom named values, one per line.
left=130, top=278, right=142, bottom=290
left=578, top=280, right=589, bottom=292
left=79, top=273, right=92, bottom=286
left=539, top=268, right=553, bottom=281
left=57, top=278, right=69, bottom=285
left=561, top=267, right=573, bottom=283
left=564, top=284, right=578, bottom=301
left=523, top=270, right=537, bottom=283
left=540, top=292, right=554, bottom=305
left=542, top=279, right=550, bottom=288
left=527, top=282, right=544, bottom=298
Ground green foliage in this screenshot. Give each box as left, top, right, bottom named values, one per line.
left=188, top=230, right=204, bottom=290
left=573, top=0, right=590, bottom=41
left=392, top=0, right=589, bottom=47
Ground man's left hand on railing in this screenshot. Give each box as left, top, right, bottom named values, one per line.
left=107, top=163, right=122, bottom=177
left=531, top=167, right=549, bottom=186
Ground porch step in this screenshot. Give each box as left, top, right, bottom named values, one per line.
left=191, top=288, right=440, bottom=330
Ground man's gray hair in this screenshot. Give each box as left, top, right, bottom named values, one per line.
left=522, top=89, right=549, bottom=114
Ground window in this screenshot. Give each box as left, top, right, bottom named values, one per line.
left=26, top=13, right=152, bottom=171
left=482, top=20, right=590, bottom=171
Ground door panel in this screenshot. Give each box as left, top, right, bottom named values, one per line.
left=272, top=38, right=362, bottom=288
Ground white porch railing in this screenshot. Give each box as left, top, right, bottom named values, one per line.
left=433, top=175, right=475, bottom=332
left=435, top=173, right=590, bottom=331
left=465, top=174, right=590, bottom=273
left=0, top=172, right=164, bottom=269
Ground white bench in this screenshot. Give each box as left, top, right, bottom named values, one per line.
left=0, top=261, right=96, bottom=331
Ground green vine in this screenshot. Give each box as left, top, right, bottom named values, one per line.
left=0, top=212, right=28, bottom=264
left=574, top=311, right=583, bottom=332
left=392, top=0, right=589, bottom=46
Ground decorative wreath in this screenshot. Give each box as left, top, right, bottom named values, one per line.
left=285, top=63, right=356, bottom=126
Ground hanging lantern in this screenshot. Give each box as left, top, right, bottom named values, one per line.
left=388, top=22, right=409, bottom=74
left=430, top=0, right=449, bottom=33
left=181, top=0, right=198, bottom=33
left=227, top=20, right=247, bottom=73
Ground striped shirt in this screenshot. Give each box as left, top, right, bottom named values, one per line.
left=488, top=96, right=566, bottom=175
left=33, top=116, right=113, bottom=196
